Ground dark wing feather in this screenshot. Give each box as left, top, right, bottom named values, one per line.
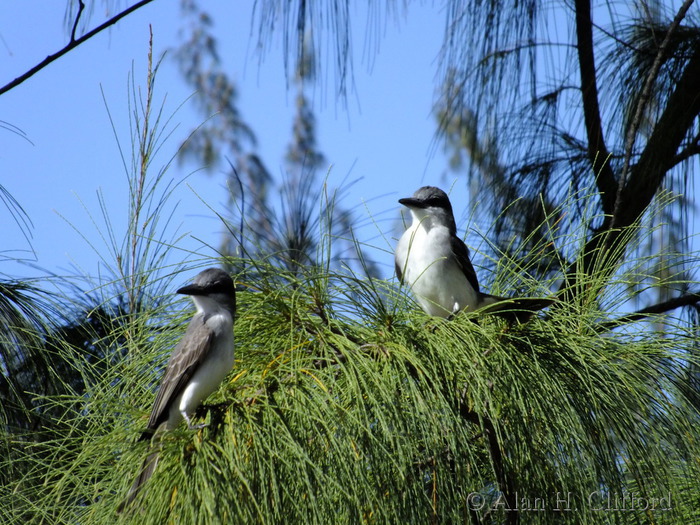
left=142, top=315, right=214, bottom=435
left=478, top=296, right=556, bottom=323
left=450, top=235, right=480, bottom=293
left=395, top=259, right=404, bottom=283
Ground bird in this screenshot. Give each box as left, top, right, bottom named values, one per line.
left=118, top=267, right=236, bottom=512
left=395, top=186, right=553, bottom=321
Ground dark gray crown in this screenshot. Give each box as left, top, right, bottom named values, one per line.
left=399, top=186, right=453, bottom=212
left=177, top=268, right=234, bottom=296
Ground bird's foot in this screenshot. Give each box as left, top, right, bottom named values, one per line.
left=182, top=413, right=208, bottom=431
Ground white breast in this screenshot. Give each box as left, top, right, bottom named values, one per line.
left=169, top=310, right=235, bottom=427
left=396, top=222, right=478, bottom=317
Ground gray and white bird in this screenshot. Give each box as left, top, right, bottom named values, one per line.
left=119, top=267, right=236, bottom=511
left=395, top=186, right=552, bottom=321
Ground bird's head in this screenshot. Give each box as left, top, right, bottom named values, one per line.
left=399, top=186, right=456, bottom=231
left=177, top=268, right=236, bottom=315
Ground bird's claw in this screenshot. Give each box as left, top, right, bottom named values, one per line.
left=182, top=412, right=208, bottom=431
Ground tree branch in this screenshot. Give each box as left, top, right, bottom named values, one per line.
left=70, top=0, right=86, bottom=42
left=460, top=405, right=518, bottom=524
left=670, top=130, right=700, bottom=168
left=0, top=0, right=158, bottom=97
left=671, top=144, right=700, bottom=169
left=598, top=292, right=700, bottom=331
left=615, top=0, right=696, bottom=222
left=560, top=38, right=700, bottom=296
left=574, top=0, right=617, bottom=215
left=615, top=44, right=700, bottom=228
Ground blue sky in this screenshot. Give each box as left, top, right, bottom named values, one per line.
left=1, top=2, right=474, bottom=284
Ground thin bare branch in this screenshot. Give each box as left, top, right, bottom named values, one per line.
left=671, top=145, right=700, bottom=168
left=70, top=0, right=86, bottom=42
left=0, top=0, right=157, bottom=97
left=669, top=129, right=700, bottom=168
left=599, top=292, right=700, bottom=331
left=574, top=0, right=617, bottom=215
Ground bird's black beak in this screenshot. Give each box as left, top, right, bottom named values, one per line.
left=177, top=283, right=207, bottom=296
left=398, top=197, right=426, bottom=208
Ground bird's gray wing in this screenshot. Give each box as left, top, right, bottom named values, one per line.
left=450, top=235, right=480, bottom=293
left=142, top=315, right=214, bottom=436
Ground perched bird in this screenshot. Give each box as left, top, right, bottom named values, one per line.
left=395, top=186, right=553, bottom=321
left=119, top=267, right=236, bottom=512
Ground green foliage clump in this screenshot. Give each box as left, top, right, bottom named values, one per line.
left=2, top=260, right=699, bottom=525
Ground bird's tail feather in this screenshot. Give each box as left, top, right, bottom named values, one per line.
left=478, top=295, right=556, bottom=323
left=116, top=447, right=160, bottom=514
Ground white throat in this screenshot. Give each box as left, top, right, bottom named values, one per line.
left=191, top=294, right=231, bottom=316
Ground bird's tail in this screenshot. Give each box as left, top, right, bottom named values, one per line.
left=116, top=446, right=160, bottom=514
left=478, top=294, right=556, bottom=323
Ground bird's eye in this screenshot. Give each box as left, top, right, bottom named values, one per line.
left=210, top=281, right=233, bottom=293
